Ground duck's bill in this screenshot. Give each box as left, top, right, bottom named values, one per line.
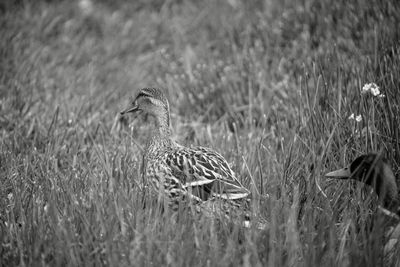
left=120, top=103, right=139, bottom=115
left=325, top=167, right=351, bottom=179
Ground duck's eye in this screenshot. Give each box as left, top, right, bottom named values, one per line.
left=141, top=97, right=152, bottom=104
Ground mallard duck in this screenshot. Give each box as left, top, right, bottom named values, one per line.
left=120, top=88, right=250, bottom=209
left=325, top=153, right=399, bottom=215
left=325, top=153, right=400, bottom=265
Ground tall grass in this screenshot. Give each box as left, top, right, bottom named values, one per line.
left=1, top=0, right=399, bottom=266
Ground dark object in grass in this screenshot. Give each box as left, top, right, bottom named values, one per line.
left=326, top=154, right=400, bottom=265
left=325, top=153, right=399, bottom=216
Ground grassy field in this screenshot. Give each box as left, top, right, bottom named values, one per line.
left=1, top=0, right=400, bottom=266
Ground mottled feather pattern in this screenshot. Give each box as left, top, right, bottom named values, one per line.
left=144, top=143, right=249, bottom=203
left=165, top=146, right=249, bottom=199
left=145, top=158, right=203, bottom=206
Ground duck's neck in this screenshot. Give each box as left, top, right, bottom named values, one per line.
left=154, top=109, right=171, bottom=137
left=145, top=108, right=174, bottom=159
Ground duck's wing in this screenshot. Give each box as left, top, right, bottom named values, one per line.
left=165, top=146, right=250, bottom=201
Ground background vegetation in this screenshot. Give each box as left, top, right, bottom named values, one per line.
left=1, top=0, right=399, bottom=266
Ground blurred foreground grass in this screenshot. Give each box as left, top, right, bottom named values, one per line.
left=1, top=0, right=400, bottom=266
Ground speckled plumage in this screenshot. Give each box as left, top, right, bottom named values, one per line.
left=121, top=88, right=250, bottom=207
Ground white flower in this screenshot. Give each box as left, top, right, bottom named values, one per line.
left=361, top=83, right=370, bottom=94
left=370, top=86, right=380, bottom=96
left=348, top=113, right=362, bottom=122
left=361, top=83, right=383, bottom=97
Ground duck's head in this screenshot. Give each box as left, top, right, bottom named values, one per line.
left=326, top=154, right=383, bottom=181
left=325, top=153, right=398, bottom=209
left=120, top=88, right=170, bottom=127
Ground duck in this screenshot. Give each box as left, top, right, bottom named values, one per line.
left=325, top=153, right=400, bottom=265
left=325, top=153, right=399, bottom=215
left=119, top=88, right=250, bottom=210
